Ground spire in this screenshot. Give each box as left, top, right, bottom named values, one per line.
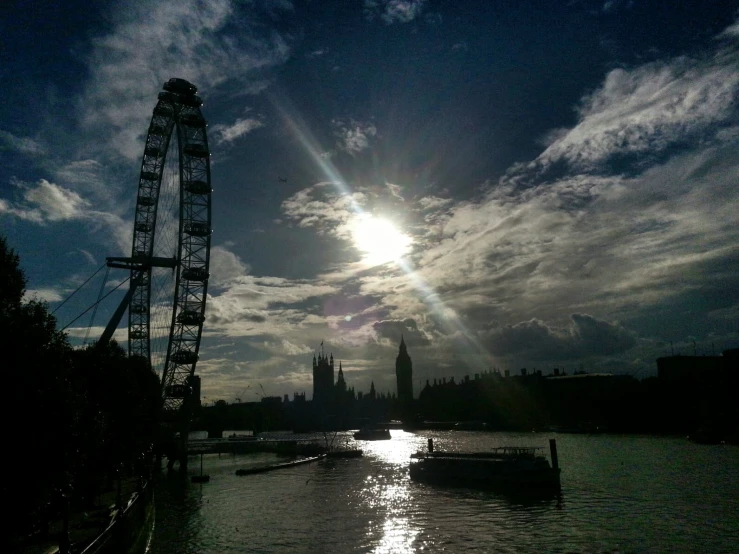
left=398, top=333, right=407, bottom=355
left=337, top=361, right=345, bottom=388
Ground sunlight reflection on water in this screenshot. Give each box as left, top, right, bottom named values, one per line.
left=149, top=431, right=739, bottom=554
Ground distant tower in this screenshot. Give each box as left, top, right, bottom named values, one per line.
left=312, top=343, right=335, bottom=404
left=396, top=334, right=413, bottom=403
left=336, top=361, right=347, bottom=394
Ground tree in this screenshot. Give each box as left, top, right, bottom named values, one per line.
left=71, top=341, right=161, bottom=501
left=0, top=236, right=74, bottom=544
left=1, top=235, right=164, bottom=548
left=0, top=236, right=26, bottom=311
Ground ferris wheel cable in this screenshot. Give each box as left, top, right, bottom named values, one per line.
left=51, top=262, right=107, bottom=315
left=60, top=276, right=131, bottom=333
left=84, top=265, right=111, bottom=345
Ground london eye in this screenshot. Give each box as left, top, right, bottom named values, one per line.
left=105, top=78, right=212, bottom=418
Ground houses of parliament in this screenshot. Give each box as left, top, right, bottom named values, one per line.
left=312, top=336, right=413, bottom=407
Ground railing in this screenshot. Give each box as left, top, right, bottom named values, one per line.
left=78, top=480, right=154, bottom=554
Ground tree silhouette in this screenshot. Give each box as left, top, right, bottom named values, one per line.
left=1, top=236, right=162, bottom=548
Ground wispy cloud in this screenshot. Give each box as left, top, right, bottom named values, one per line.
left=0, top=130, right=46, bottom=156
left=24, top=288, right=65, bottom=303
left=0, top=178, right=131, bottom=253
left=307, top=47, right=329, bottom=58
left=281, top=182, right=365, bottom=238
left=0, top=179, right=90, bottom=224
left=717, top=21, right=739, bottom=40
left=385, top=182, right=404, bottom=201
left=364, top=0, right=427, bottom=24
left=537, top=49, right=739, bottom=169
left=332, top=119, right=377, bottom=154
left=80, top=0, right=290, bottom=160
left=212, top=117, right=264, bottom=145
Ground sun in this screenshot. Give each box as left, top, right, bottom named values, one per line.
left=351, top=214, right=412, bottom=266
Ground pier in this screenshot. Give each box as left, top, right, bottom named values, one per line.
left=187, top=437, right=326, bottom=457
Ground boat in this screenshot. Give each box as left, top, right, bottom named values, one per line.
left=353, top=427, right=391, bottom=440
left=409, top=438, right=561, bottom=491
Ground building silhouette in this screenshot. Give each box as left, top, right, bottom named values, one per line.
left=312, top=344, right=334, bottom=405
left=396, top=335, right=413, bottom=403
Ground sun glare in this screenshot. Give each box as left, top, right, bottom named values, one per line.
left=352, top=215, right=412, bottom=266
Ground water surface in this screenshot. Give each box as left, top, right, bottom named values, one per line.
left=149, top=431, right=739, bottom=553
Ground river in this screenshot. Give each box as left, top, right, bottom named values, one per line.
left=147, top=431, right=739, bottom=553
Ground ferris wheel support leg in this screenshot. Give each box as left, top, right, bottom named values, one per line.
left=98, top=271, right=145, bottom=349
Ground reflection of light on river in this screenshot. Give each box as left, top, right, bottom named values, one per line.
left=355, top=430, right=425, bottom=552
left=358, top=430, right=424, bottom=465
left=375, top=517, right=418, bottom=554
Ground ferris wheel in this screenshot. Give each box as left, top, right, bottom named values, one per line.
left=106, top=78, right=212, bottom=415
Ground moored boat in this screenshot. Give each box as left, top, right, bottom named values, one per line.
left=409, top=438, right=561, bottom=490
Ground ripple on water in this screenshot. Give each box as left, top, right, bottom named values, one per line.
left=150, top=432, right=739, bottom=553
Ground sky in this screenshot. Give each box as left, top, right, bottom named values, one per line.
left=2, top=0, right=739, bottom=402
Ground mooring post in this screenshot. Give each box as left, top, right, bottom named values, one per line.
left=549, top=438, right=559, bottom=470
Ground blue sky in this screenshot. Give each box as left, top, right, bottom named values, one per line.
left=2, top=0, right=739, bottom=402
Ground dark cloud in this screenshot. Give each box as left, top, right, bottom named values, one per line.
left=487, top=313, right=636, bottom=361
left=372, top=318, right=430, bottom=347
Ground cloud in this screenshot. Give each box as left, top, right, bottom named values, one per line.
left=385, top=182, right=404, bottom=201
left=281, top=182, right=365, bottom=238
left=332, top=119, right=377, bottom=154
left=24, top=288, right=64, bottom=303
left=209, top=245, right=252, bottom=287
left=0, top=178, right=131, bottom=253
left=364, top=0, right=427, bottom=24
left=307, top=48, right=329, bottom=58
left=417, top=195, right=452, bottom=211
left=80, top=0, right=290, bottom=160
left=54, top=160, right=104, bottom=188
left=212, top=117, right=264, bottom=144
left=538, top=49, right=739, bottom=169
left=602, top=0, right=633, bottom=13
left=279, top=339, right=312, bottom=356
left=262, top=0, right=294, bottom=19
left=0, top=130, right=46, bottom=156
left=487, top=314, right=636, bottom=361
left=372, top=318, right=431, bottom=347
left=0, top=179, right=90, bottom=224
left=717, top=21, right=739, bottom=40
left=204, top=269, right=340, bottom=338
left=78, top=249, right=97, bottom=265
